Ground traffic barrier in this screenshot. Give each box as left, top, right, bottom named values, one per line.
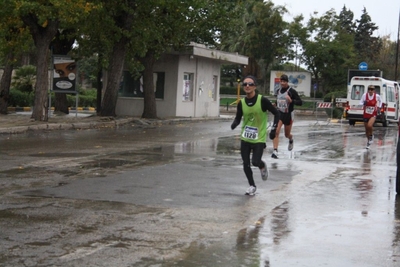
left=317, top=102, right=332, bottom=108
left=314, top=102, right=334, bottom=126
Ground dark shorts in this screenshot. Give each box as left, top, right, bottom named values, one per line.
left=279, top=111, right=293, bottom=126
left=363, top=116, right=376, bottom=123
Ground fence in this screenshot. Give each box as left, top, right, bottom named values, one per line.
left=314, top=102, right=333, bottom=126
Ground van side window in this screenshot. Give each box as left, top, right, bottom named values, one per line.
left=351, top=85, right=364, bottom=100
left=387, top=86, right=395, bottom=102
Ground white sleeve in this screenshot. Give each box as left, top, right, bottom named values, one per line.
left=377, top=94, right=382, bottom=108
left=359, top=94, right=366, bottom=105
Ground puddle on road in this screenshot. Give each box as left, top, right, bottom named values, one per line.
left=77, top=136, right=240, bottom=172
left=0, top=166, right=46, bottom=177
left=152, top=215, right=270, bottom=266
left=83, top=159, right=135, bottom=169
left=0, top=166, right=79, bottom=179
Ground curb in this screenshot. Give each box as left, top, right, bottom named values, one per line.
left=0, top=115, right=232, bottom=135
left=0, top=117, right=139, bottom=135
left=7, top=107, right=96, bottom=112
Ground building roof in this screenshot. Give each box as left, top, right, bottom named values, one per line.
left=189, top=42, right=248, bottom=65
left=169, top=42, right=248, bottom=65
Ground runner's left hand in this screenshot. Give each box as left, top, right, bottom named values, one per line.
left=269, top=127, right=276, bottom=140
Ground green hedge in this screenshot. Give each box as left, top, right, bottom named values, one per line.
left=8, top=89, right=34, bottom=107
left=66, top=90, right=97, bottom=107
left=8, top=89, right=97, bottom=108
left=220, top=86, right=241, bottom=95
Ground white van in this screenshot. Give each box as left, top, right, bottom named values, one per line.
left=344, top=76, right=399, bottom=127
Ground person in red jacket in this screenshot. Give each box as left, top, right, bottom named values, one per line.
left=359, top=85, right=382, bottom=149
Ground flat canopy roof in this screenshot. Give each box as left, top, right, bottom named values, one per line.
left=190, top=43, right=248, bottom=65
left=172, top=42, right=248, bottom=65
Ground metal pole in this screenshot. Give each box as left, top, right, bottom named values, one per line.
left=49, top=49, right=54, bottom=118
left=395, top=9, right=400, bottom=81
left=236, top=78, right=241, bottom=104
left=75, top=93, right=78, bottom=118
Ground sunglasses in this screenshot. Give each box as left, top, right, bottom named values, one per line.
left=368, top=88, right=375, bottom=91
left=242, top=82, right=255, bottom=87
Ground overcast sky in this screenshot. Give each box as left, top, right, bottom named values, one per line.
left=272, top=0, right=400, bottom=40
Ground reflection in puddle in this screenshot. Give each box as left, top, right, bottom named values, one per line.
left=85, top=159, right=134, bottom=169
left=270, top=201, right=290, bottom=245
left=392, top=196, right=400, bottom=262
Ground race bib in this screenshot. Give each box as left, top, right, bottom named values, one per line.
left=366, top=106, right=375, bottom=114
left=242, top=126, right=258, bottom=140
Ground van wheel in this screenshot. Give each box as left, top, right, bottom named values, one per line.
left=349, top=120, right=356, bottom=126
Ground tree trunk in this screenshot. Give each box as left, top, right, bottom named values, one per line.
left=100, top=40, right=127, bottom=117
left=54, top=93, right=69, bottom=114
left=0, top=52, right=14, bottom=114
left=96, top=53, right=103, bottom=115
left=139, top=51, right=157, bottom=119
left=244, top=57, right=260, bottom=78
left=22, top=16, right=59, bottom=121
left=31, top=40, right=52, bottom=121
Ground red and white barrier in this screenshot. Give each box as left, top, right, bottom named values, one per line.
left=317, top=102, right=332, bottom=108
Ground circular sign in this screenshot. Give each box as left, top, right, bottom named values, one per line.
left=358, top=62, right=368, bottom=71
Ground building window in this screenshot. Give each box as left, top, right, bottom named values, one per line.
left=212, top=75, right=218, bottom=101
left=119, top=71, right=165, bottom=99
left=183, top=73, right=194, bottom=101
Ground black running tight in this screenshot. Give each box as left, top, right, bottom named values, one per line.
left=240, top=140, right=265, bottom=186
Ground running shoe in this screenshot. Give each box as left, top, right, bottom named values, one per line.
left=245, top=186, right=257, bottom=195
left=260, top=161, right=268, bottom=181
left=366, top=140, right=371, bottom=149
left=288, top=139, right=294, bottom=151
left=271, top=150, right=278, bottom=159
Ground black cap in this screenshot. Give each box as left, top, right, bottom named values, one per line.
left=243, top=75, right=257, bottom=85
left=280, top=74, right=288, bottom=82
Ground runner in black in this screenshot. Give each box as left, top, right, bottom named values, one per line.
left=271, top=74, right=302, bottom=159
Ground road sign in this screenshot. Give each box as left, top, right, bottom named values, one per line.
left=336, top=98, right=347, bottom=103
left=358, top=62, right=368, bottom=71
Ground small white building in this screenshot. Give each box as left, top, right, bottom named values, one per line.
left=116, top=43, right=248, bottom=118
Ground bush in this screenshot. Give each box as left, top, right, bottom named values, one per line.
left=323, top=90, right=347, bottom=102
left=320, top=91, right=347, bottom=119
left=11, top=65, right=36, bottom=94
left=8, top=88, right=97, bottom=108
left=66, top=89, right=97, bottom=107
left=8, top=89, right=34, bottom=107
left=220, top=86, right=241, bottom=95
left=310, top=91, right=324, bottom=98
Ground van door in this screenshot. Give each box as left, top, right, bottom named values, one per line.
left=384, top=83, right=398, bottom=121
left=395, top=83, right=400, bottom=121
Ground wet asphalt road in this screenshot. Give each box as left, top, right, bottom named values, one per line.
left=0, top=117, right=400, bottom=267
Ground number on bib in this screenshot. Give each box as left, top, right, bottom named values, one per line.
left=242, top=126, right=258, bottom=140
